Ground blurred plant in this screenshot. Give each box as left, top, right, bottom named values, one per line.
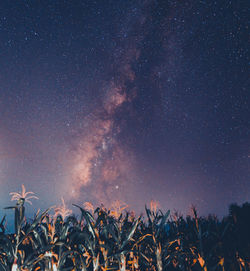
left=3, top=185, right=38, bottom=271
left=54, top=197, right=72, bottom=220
left=141, top=205, right=170, bottom=271
left=83, top=201, right=95, bottom=215
left=150, top=200, right=160, bottom=214
left=191, top=206, right=207, bottom=271
left=9, top=184, right=38, bottom=205
left=110, top=200, right=129, bottom=219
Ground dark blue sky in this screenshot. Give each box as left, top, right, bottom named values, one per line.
left=0, top=0, right=249, bottom=225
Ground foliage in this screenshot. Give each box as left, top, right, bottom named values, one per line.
left=0, top=189, right=250, bottom=271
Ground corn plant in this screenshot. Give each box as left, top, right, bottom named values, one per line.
left=1, top=185, right=250, bottom=271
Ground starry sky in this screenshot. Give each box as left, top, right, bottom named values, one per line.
left=0, top=0, right=249, bottom=220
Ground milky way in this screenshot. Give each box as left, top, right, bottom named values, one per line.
left=63, top=3, right=149, bottom=206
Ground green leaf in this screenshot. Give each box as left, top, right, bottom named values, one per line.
left=73, top=204, right=96, bottom=240
left=121, top=218, right=139, bottom=250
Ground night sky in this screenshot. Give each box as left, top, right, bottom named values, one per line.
left=0, top=0, right=249, bottom=221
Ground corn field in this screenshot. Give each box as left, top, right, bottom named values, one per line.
left=0, top=186, right=249, bottom=271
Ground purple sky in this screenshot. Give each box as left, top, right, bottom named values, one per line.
left=0, top=0, right=249, bottom=226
